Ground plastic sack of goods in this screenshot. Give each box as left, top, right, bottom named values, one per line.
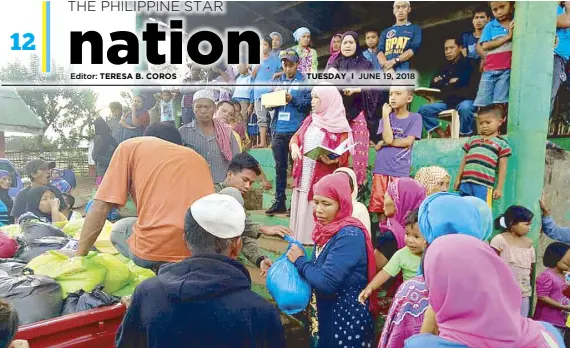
left=266, top=235, right=311, bottom=315
left=0, top=273, right=63, bottom=324
left=62, top=285, right=120, bottom=315
left=27, top=251, right=155, bottom=298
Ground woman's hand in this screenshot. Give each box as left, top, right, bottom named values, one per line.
left=49, top=198, right=60, bottom=211
left=291, top=144, right=302, bottom=161
left=343, top=88, right=361, bottom=96
left=358, top=286, right=373, bottom=304
left=319, top=155, right=339, bottom=165
left=540, top=199, right=550, bottom=216
left=286, top=244, right=305, bottom=263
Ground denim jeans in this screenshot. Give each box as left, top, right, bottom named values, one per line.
left=474, top=69, right=510, bottom=107
left=110, top=217, right=166, bottom=271
left=271, top=132, right=295, bottom=203
left=418, top=100, right=476, bottom=135
left=551, top=54, right=567, bottom=115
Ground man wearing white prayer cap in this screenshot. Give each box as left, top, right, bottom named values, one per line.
left=116, top=193, right=286, bottom=348
left=179, top=89, right=240, bottom=184
left=377, top=0, right=422, bottom=72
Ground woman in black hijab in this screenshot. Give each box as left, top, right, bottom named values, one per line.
left=24, top=186, right=66, bottom=223
left=328, top=31, right=381, bottom=186
left=92, top=117, right=118, bottom=186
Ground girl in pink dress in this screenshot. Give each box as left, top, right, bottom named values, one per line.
left=490, top=205, right=536, bottom=317
left=534, top=242, right=570, bottom=342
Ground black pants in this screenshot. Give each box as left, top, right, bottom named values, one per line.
left=271, top=132, right=295, bottom=203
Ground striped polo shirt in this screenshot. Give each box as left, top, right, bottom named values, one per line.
left=461, top=135, right=512, bottom=188
left=480, top=19, right=512, bottom=71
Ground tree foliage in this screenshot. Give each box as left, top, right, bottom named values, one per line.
left=0, top=55, right=100, bottom=148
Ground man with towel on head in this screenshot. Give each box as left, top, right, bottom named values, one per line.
left=179, top=89, right=241, bottom=184
left=115, top=193, right=286, bottom=348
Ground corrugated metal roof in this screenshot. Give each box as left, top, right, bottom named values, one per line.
left=0, top=88, right=45, bottom=134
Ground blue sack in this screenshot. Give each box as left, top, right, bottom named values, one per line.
left=85, top=200, right=120, bottom=222
left=266, top=236, right=311, bottom=315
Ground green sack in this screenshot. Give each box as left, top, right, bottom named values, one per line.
left=28, top=251, right=107, bottom=298
left=111, top=275, right=147, bottom=297
left=114, top=254, right=156, bottom=279
left=61, top=219, right=85, bottom=237
left=92, top=253, right=132, bottom=293
left=27, top=250, right=68, bottom=277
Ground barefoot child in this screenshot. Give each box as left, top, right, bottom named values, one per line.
left=534, top=242, right=570, bottom=342
left=358, top=209, right=426, bottom=304
left=490, top=205, right=535, bottom=317
left=370, top=86, right=422, bottom=221
left=454, top=104, right=511, bottom=206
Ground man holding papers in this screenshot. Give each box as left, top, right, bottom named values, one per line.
left=265, top=49, right=311, bottom=216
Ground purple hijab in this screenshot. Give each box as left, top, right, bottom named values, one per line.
left=380, top=178, right=427, bottom=249
left=329, top=31, right=381, bottom=122
left=326, top=34, right=343, bottom=69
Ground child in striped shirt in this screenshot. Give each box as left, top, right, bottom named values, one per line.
left=454, top=104, right=511, bottom=206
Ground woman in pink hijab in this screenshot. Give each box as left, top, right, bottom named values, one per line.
left=325, top=33, right=342, bottom=69
left=289, top=83, right=354, bottom=245
left=405, top=234, right=564, bottom=348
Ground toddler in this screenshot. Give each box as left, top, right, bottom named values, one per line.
left=474, top=1, right=514, bottom=107
left=490, top=205, right=535, bottom=317
left=370, top=86, right=422, bottom=221
left=534, top=242, right=570, bottom=341
left=159, top=90, right=175, bottom=125
left=50, top=169, right=71, bottom=194
left=358, top=209, right=426, bottom=304
left=455, top=104, right=511, bottom=205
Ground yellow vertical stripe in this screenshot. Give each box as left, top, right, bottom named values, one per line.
left=487, top=187, right=493, bottom=210
left=42, top=1, right=47, bottom=72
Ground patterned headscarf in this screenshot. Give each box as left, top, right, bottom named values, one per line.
left=414, top=166, right=450, bottom=196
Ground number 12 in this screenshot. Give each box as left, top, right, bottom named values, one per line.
left=10, top=33, right=36, bottom=51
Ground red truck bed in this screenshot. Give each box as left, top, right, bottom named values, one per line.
left=15, top=304, right=126, bottom=348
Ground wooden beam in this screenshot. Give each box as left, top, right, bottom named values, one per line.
left=315, top=4, right=477, bottom=57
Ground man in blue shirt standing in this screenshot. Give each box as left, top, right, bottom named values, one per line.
left=250, top=36, right=282, bottom=148
left=377, top=1, right=422, bottom=73
left=461, top=6, right=490, bottom=64
left=266, top=50, right=311, bottom=216
left=552, top=2, right=570, bottom=117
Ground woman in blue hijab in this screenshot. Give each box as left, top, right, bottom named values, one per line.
left=379, top=192, right=493, bottom=348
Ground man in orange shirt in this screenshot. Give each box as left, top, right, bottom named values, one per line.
left=77, top=123, right=215, bottom=270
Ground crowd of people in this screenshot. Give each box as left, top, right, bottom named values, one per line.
left=2, top=1, right=570, bottom=348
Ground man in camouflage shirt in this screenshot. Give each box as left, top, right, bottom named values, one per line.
left=215, top=153, right=292, bottom=275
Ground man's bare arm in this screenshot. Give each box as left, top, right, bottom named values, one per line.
left=77, top=200, right=113, bottom=256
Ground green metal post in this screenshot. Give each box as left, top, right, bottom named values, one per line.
left=506, top=1, right=557, bottom=244
left=135, top=14, right=148, bottom=97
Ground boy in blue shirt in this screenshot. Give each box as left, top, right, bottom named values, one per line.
left=377, top=1, right=422, bottom=73
left=473, top=1, right=514, bottom=108
left=265, top=50, right=311, bottom=216
left=363, top=30, right=382, bottom=70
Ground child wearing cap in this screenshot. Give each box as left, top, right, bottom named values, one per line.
left=265, top=50, right=311, bottom=216
left=377, top=1, right=422, bottom=73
